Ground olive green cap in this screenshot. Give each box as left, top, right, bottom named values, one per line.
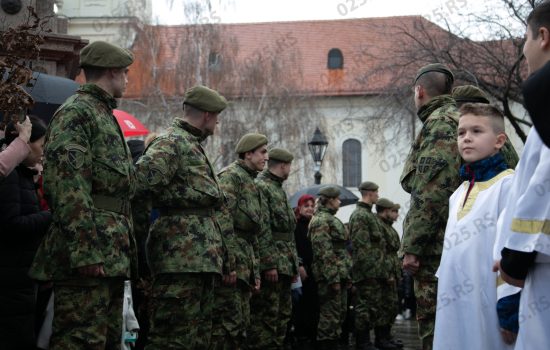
left=268, top=148, right=294, bottom=163
left=79, top=41, right=134, bottom=68
left=358, top=181, right=379, bottom=191
left=183, top=85, right=228, bottom=113
left=319, top=185, right=340, bottom=198
left=235, top=133, right=268, bottom=154
left=376, top=198, right=395, bottom=209
left=392, top=203, right=401, bottom=210
left=452, top=85, right=490, bottom=104
left=414, top=63, right=454, bottom=84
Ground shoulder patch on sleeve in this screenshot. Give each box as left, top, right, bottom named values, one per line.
left=65, top=144, right=87, bottom=169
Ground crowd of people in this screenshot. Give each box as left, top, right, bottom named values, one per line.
left=0, top=3, right=549, bottom=350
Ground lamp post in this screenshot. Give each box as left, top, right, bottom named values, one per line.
left=308, top=127, right=328, bottom=185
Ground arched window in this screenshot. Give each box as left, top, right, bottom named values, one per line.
left=328, top=48, right=344, bottom=69
left=342, top=139, right=361, bottom=187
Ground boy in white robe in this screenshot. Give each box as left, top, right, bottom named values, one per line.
left=434, top=103, right=515, bottom=350
left=493, top=4, right=550, bottom=349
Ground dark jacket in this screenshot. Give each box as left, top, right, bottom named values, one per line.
left=0, top=165, right=51, bottom=288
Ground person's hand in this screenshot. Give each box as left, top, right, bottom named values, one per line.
left=252, top=278, right=261, bottom=294
left=403, top=253, right=420, bottom=275
left=15, top=116, right=32, bottom=143
left=331, top=282, right=341, bottom=292
left=77, top=263, right=105, bottom=277
left=499, top=328, right=518, bottom=345
left=492, top=260, right=525, bottom=288
left=223, top=271, right=237, bottom=286
left=298, top=266, right=308, bottom=281
left=264, top=268, right=278, bottom=283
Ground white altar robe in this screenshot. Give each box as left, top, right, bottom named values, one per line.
left=498, top=129, right=550, bottom=350
left=434, top=168, right=514, bottom=350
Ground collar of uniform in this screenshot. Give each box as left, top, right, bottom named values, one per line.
left=317, top=205, right=337, bottom=216
left=417, top=95, right=456, bottom=123
left=237, top=159, right=259, bottom=178
left=173, top=118, right=205, bottom=140
left=259, top=169, right=284, bottom=185
left=79, top=83, right=117, bottom=110
left=356, top=201, right=373, bottom=211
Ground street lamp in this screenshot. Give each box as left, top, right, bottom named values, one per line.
left=308, top=127, right=328, bottom=185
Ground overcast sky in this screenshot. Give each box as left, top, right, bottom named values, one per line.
left=152, top=0, right=524, bottom=39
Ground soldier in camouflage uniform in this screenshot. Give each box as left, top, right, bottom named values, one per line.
left=211, top=133, right=269, bottom=349
left=375, top=198, right=404, bottom=349
left=134, top=85, right=232, bottom=349
left=451, top=85, right=519, bottom=169
left=28, top=41, right=137, bottom=349
left=248, top=148, right=298, bottom=349
left=349, top=182, right=396, bottom=350
left=308, top=186, right=352, bottom=350
left=400, top=63, right=462, bottom=350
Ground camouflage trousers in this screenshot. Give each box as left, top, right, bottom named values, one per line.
left=316, top=280, right=347, bottom=341
left=211, top=280, right=252, bottom=350
left=145, top=273, right=217, bottom=350
left=354, top=279, right=388, bottom=331
left=247, top=274, right=292, bottom=349
left=414, top=256, right=439, bottom=350
left=50, top=277, right=124, bottom=350
left=380, top=278, right=399, bottom=326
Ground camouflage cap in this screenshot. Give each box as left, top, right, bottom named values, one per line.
left=376, top=198, right=395, bottom=209
left=183, top=85, right=228, bottom=113
left=318, top=185, right=340, bottom=198
left=452, top=85, right=490, bottom=104
left=235, top=133, right=268, bottom=154
left=79, top=41, right=134, bottom=68
left=414, top=63, right=454, bottom=84
left=358, top=181, right=379, bottom=191
left=268, top=148, right=294, bottom=163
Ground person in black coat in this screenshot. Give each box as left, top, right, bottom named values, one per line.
left=0, top=116, right=51, bottom=350
left=291, top=194, right=319, bottom=349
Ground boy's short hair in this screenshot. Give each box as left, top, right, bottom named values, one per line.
left=527, top=2, right=550, bottom=38
left=458, top=103, right=505, bottom=134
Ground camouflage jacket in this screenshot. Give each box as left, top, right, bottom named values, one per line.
left=349, top=202, right=389, bottom=281
left=308, top=205, right=351, bottom=284
left=29, top=83, right=136, bottom=281
left=400, top=95, right=462, bottom=258
left=378, top=216, right=402, bottom=279
left=218, top=160, right=267, bottom=285
left=134, top=119, right=226, bottom=276
left=501, top=139, right=519, bottom=169
left=256, top=170, right=298, bottom=277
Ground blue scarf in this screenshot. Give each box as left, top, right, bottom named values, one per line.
left=460, top=152, right=508, bottom=183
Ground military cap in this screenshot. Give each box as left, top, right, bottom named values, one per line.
left=414, top=63, right=454, bottom=84
left=235, top=133, right=268, bottom=154
left=392, top=203, right=401, bottom=210
left=376, top=198, right=395, bottom=209
left=452, top=85, right=490, bottom=104
left=79, top=41, right=134, bottom=68
left=268, top=148, right=294, bottom=163
left=318, top=185, right=340, bottom=198
left=183, top=85, right=228, bottom=113
left=358, top=181, right=379, bottom=191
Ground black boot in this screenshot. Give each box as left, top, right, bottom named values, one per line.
left=355, top=327, right=379, bottom=350
left=374, top=326, right=399, bottom=350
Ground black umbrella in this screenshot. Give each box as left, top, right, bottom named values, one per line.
left=24, top=72, right=80, bottom=123
left=289, top=184, right=359, bottom=208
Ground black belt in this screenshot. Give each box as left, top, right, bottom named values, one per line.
left=157, top=207, right=216, bottom=217
left=92, top=194, right=130, bottom=216
left=332, top=240, right=347, bottom=250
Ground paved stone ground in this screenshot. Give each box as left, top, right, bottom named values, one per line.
left=393, top=318, right=422, bottom=350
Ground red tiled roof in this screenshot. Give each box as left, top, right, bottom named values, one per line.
left=125, top=16, right=454, bottom=99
